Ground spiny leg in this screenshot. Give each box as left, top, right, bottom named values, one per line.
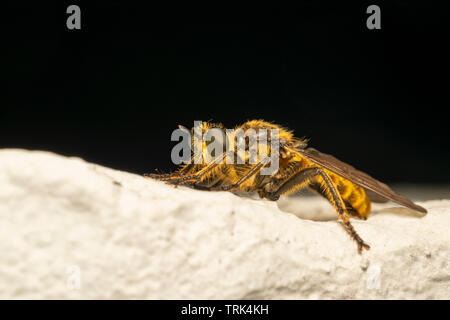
left=261, top=167, right=319, bottom=201
left=165, top=150, right=233, bottom=186
left=208, top=158, right=270, bottom=192
left=265, top=167, right=370, bottom=252
left=316, top=170, right=370, bottom=252
left=144, top=163, right=195, bottom=181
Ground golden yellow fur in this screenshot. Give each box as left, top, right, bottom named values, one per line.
left=148, top=120, right=372, bottom=252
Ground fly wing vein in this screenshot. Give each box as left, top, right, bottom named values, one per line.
left=289, top=147, right=427, bottom=213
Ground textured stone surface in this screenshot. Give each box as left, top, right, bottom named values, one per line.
left=0, top=149, right=449, bottom=299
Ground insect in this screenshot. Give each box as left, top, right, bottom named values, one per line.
left=146, top=120, right=427, bottom=253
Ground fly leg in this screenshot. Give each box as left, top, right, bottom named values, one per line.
left=144, top=163, right=194, bottom=181
left=208, top=157, right=270, bottom=191
left=264, top=167, right=370, bottom=253
left=260, top=167, right=318, bottom=201
left=163, top=151, right=233, bottom=186
left=316, top=169, right=370, bottom=252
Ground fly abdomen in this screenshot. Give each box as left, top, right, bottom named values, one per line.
left=333, top=175, right=371, bottom=219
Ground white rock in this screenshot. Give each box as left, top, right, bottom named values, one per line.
left=0, top=149, right=449, bottom=299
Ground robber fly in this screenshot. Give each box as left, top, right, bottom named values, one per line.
left=146, top=120, right=427, bottom=253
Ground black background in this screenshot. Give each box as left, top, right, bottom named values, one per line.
left=3, top=1, right=450, bottom=182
